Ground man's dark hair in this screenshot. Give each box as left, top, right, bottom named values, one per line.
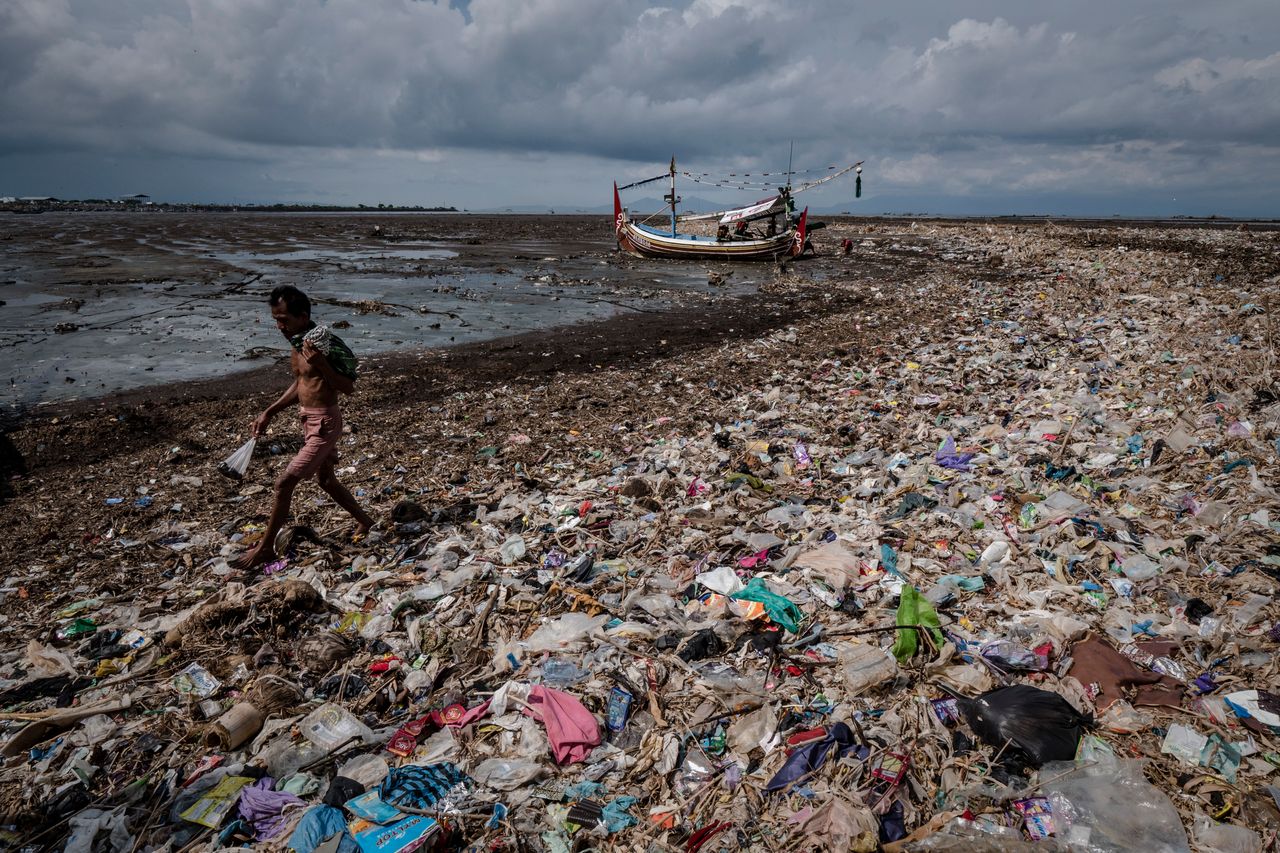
left=269, top=285, right=311, bottom=317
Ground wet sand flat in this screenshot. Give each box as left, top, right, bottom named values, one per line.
left=0, top=212, right=764, bottom=413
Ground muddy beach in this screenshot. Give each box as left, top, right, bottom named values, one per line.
left=1, top=211, right=1275, bottom=589
left=0, top=212, right=780, bottom=413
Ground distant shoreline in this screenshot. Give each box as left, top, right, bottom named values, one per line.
left=3, top=204, right=1278, bottom=229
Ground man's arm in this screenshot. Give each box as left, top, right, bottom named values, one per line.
left=302, top=342, right=355, bottom=395
left=252, top=380, right=300, bottom=435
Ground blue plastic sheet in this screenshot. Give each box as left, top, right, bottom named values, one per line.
left=287, top=805, right=357, bottom=853
left=880, top=543, right=903, bottom=578
left=602, top=797, right=638, bottom=833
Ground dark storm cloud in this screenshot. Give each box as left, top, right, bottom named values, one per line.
left=1, top=0, right=1277, bottom=213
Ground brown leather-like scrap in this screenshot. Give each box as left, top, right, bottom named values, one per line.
left=1067, top=634, right=1185, bottom=709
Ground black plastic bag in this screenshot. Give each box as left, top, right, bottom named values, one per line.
left=956, top=684, right=1090, bottom=767
left=677, top=628, right=724, bottom=662
left=889, top=492, right=937, bottom=519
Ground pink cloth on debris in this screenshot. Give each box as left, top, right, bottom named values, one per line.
left=521, top=685, right=601, bottom=765
left=448, top=686, right=601, bottom=765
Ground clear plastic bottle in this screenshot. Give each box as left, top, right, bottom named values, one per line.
left=541, top=657, right=587, bottom=688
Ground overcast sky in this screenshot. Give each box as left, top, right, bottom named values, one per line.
left=2, top=0, right=1278, bottom=216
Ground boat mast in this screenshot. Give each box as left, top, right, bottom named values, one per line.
left=665, top=155, right=680, bottom=236
left=784, top=141, right=796, bottom=226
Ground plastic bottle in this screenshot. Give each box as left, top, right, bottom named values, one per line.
left=264, top=739, right=329, bottom=779
left=839, top=642, right=898, bottom=696
left=541, top=658, right=586, bottom=689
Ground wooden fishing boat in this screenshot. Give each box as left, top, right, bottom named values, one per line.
left=615, top=188, right=805, bottom=260
left=613, top=156, right=860, bottom=261
left=613, top=160, right=805, bottom=261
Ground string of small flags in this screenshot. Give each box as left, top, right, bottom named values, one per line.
left=683, top=165, right=842, bottom=178
left=679, top=162, right=860, bottom=193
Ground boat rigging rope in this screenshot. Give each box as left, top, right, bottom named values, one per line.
left=679, top=162, right=862, bottom=192
left=617, top=160, right=863, bottom=225
left=684, top=163, right=835, bottom=178
left=615, top=173, right=669, bottom=191
left=792, top=162, right=862, bottom=193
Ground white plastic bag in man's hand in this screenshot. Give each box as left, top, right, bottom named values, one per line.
left=217, top=437, right=257, bottom=480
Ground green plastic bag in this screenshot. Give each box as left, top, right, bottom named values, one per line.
left=891, top=585, right=944, bottom=663
left=725, top=471, right=770, bottom=491
left=731, top=577, right=803, bottom=634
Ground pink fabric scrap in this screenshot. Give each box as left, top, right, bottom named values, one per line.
left=521, top=685, right=601, bottom=765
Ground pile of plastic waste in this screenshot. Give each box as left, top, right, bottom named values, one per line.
left=1, top=221, right=1277, bottom=851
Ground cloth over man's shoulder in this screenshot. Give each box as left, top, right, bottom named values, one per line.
left=290, top=324, right=359, bottom=381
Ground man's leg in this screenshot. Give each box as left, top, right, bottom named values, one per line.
left=317, top=457, right=374, bottom=534
left=230, top=471, right=301, bottom=571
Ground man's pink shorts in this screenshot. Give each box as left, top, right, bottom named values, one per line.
left=285, top=406, right=342, bottom=478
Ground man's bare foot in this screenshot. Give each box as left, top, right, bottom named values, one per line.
left=344, top=515, right=375, bottom=539
left=229, top=545, right=277, bottom=573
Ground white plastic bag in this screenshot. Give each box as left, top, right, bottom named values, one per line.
left=471, top=758, right=545, bottom=791
left=217, top=437, right=257, bottom=481
left=498, top=535, right=527, bottom=565
left=299, top=703, right=375, bottom=751
left=1193, top=814, right=1263, bottom=853
left=337, top=754, right=389, bottom=788
left=1041, top=758, right=1191, bottom=852
left=727, top=703, right=779, bottom=755
left=695, top=565, right=745, bottom=596
left=525, top=612, right=609, bottom=652
left=26, top=639, right=78, bottom=677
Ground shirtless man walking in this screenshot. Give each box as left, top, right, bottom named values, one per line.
left=231, top=285, right=374, bottom=571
